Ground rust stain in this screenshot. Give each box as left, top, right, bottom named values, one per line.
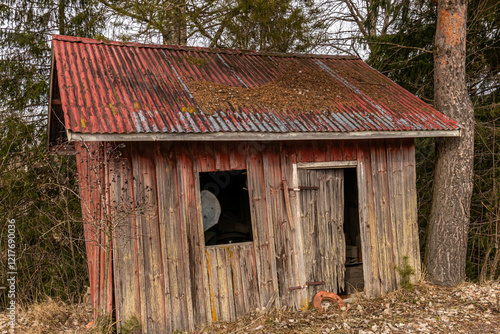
left=51, top=34, right=461, bottom=135
left=438, top=7, right=465, bottom=47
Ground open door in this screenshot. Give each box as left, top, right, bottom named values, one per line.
left=298, top=168, right=345, bottom=297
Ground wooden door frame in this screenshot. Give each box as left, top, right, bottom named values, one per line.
left=292, top=160, right=364, bottom=295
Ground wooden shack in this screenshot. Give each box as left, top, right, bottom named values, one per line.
left=47, top=35, right=461, bottom=333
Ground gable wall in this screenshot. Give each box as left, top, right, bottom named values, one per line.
left=75, top=138, right=420, bottom=333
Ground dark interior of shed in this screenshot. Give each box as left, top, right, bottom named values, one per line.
left=199, top=170, right=253, bottom=246
left=342, top=168, right=364, bottom=294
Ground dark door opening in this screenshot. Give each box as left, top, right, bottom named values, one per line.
left=343, top=167, right=364, bottom=294
left=199, top=170, right=253, bottom=246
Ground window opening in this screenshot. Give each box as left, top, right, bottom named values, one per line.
left=199, top=170, right=253, bottom=246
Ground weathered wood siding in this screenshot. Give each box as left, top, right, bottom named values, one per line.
left=356, top=139, right=421, bottom=296
left=75, top=143, right=113, bottom=317
left=75, top=138, right=420, bottom=333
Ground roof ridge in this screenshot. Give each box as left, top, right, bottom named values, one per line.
left=51, top=34, right=360, bottom=60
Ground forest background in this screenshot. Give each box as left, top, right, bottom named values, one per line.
left=0, top=0, right=498, bottom=307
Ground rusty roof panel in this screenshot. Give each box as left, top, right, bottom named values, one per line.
left=51, top=34, right=460, bottom=137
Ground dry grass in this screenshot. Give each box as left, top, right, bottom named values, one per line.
left=1, top=281, right=499, bottom=333
left=0, top=297, right=92, bottom=334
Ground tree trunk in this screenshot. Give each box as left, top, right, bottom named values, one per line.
left=163, top=0, right=187, bottom=45
left=425, top=0, right=474, bottom=286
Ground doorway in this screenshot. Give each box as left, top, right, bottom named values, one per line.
left=297, top=165, right=363, bottom=297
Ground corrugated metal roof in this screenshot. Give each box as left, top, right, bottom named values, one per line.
left=50, top=34, right=460, bottom=139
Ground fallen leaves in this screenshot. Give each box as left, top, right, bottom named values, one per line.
left=1, top=281, right=499, bottom=333
left=196, top=281, right=500, bottom=334
left=187, top=63, right=354, bottom=114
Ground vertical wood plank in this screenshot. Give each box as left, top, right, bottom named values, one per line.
left=261, top=146, right=280, bottom=309
left=343, top=140, right=357, bottom=161
left=375, top=141, right=400, bottom=292
left=295, top=141, right=315, bottom=163
left=139, top=143, right=167, bottom=332
left=370, top=141, right=395, bottom=293
left=216, top=142, right=232, bottom=171
left=402, top=139, right=421, bottom=281
left=313, top=140, right=328, bottom=162
left=109, top=145, right=141, bottom=326
left=216, top=248, right=230, bottom=321
left=229, top=142, right=247, bottom=170
left=386, top=139, right=405, bottom=288
left=205, top=248, right=219, bottom=322
left=356, top=141, right=380, bottom=296
left=246, top=145, right=276, bottom=309
left=155, top=142, right=181, bottom=333
left=330, top=140, right=343, bottom=161
left=229, top=247, right=246, bottom=317
left=176, top=145, right=199, bottom=331
left=243, top=244, right=261, bottom=311
left=132, top=142, right=166, bottom=333
left=198, top=142, right=217, bottom=172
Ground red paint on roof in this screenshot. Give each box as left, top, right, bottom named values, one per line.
left=51, top=34, right=460, bottom=135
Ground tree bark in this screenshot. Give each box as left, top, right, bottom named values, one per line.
left=425, top=0, right=474, bottom=286
left=163, top=0, right=187, bottom=45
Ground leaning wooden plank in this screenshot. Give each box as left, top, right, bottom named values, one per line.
left=298, top=169, right=312, bottom=299
left=262, top=147, right=280, bottom=308
left=280, top=143, right=307, bottom=309
left=283, top=180, right=295, bottom=231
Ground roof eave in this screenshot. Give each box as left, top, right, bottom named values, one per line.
left=67, top=129, right=462, bottom=142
